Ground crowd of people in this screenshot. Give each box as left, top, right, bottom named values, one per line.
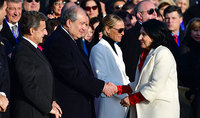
left=0, top=0, right=200, bottom=118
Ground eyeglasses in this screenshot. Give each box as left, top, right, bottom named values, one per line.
left=84, top=6, right=98, bottom=11
left=26, top=0, right=40, bottom=3
left=74, top=1, right=80, bottom=5
left=112, top=27, right=125, bottom=33
left=141, top=8, right=157, bottom=15
left=114, top=4, right=123, bottom=10
left=54, top=1, right=65, bottom=6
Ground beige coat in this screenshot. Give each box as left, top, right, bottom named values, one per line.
left=129, top=46, right=180, bottom=118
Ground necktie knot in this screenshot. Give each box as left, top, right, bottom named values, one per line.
left=12, top=25, right=18, bottom=38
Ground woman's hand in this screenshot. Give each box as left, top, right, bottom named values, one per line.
left=120, top=96, right=130, bottom=107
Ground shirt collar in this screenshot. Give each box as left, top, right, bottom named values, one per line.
left=23, top=36, right=38, bottom=48
left=6, top=20, right=18, bottom=31
left=61, top=25, right=75, bottom=41
left=172, top=30, right=180, bottom=37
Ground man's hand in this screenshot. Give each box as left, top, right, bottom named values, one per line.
left=0, top=94, right=9, bottom=112
left=50, top=101, right=62, bottom=118
left=120, top=96, right=130, bottom=107
left=52, top=101, right=62, bottom=115
left=102, top=82, right=118, bottom=97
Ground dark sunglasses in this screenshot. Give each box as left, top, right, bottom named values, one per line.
left=114, top=5, right=123, bottom=10
left=84, top=6, right=98, bottom=11
left=26, top=0, right=40, bottom=3
left=112, top=27, right=125, bottom=33
left=74, top=1, right=80, bottom=5
left=142, top=8, right=157, bottom=15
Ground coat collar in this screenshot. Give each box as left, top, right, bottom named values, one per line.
left=99, top=38, right=125, bottom=70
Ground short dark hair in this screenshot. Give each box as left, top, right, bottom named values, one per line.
left=142, top=19, right=170, bottom=49
left=20, top=11, right=47, bottom=35
left=164, top=5, right=182, bottom=17
left=0, top=0, right=6, bottom=9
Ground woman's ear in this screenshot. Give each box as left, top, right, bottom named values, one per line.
left=105, top=26, right=110, bottom=34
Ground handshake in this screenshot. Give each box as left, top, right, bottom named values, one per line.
left=102, top=82, right=118, bottom=97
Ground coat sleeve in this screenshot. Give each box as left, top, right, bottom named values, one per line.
left=43, top=36, right=105, bottom=98
left=140, top=48, right=177, bottom=102
left=89, top=45, right=128, bottom=99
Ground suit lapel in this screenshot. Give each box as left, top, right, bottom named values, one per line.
left=100, top=39, right=124, bottom=69
left=60, top=27, right=91, bottom=70
left=21, top=38, right=51, bottom=66
left=135, top=48, right=156, bottom=90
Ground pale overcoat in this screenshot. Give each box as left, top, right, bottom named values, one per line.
left=129, top=45, right=180, bottom=118
left=90, top=38, right=130, bottom=118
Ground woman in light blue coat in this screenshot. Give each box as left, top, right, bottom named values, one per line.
left=89, top=14, right=130, bottom=118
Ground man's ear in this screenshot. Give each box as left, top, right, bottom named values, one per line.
left=66, top=19, right=71, bottom=28
left=136, top=12, right=142, bottom=21
left=29, top=28, right=34, bottom=35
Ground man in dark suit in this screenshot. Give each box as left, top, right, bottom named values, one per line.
left=120, top=0, right=157, bottom=82
left=11, top=11, right=61, bottom=118
left=0, top=0, right=10, bottom=117
left=164, top=6, right=184, bottom=74
left=0, top=0, right=22, bottom=59
left=43, top=6, right=117, bottom=118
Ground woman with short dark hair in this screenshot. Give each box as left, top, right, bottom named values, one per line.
left=118, top=19, right=180, bottom=118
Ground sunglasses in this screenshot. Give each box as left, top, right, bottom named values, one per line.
left=114, top=4, right=123, bottom=10
left=141, top=8, right=157, bottom=15
left=112, top=27, right=125, bottom=33
left=54, top=1, right=65, bottom=6
left=26, top=0, right=40, bottom=3
left=84, top=6, right=98, bottom=11
left=74, top=1, right=80, bottom=5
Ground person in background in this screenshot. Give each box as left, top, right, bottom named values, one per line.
left=158, top=0, right=175, bottom=19
left=175, top=0, right=189, bottom=13
left=178, top=17, right=200, bottom=118
left=90, top=14, right=130, bottom=118
left=0, top=0, right=10, bottom=117
left=43, top=6, right=117, bottom=118
left=84, top=24, right=94, bottom=42
left=122, top=2, right=137, bottom=26
left=132, top=0, right=142, bottom=5
left=118, top=19, right=180, bottom=118
left=81, top=0, right=103, bottom=19
left=114, top=10, right=134, bottom=30
left=183, top=0, right=200, bottom=25
left=10, top=11, right=62, bottom=118
left=112, top=0, right=126, bottom=12
left=120, top=0, right=157, bottom=82
left=164, top=5, right=184, bottom=59
left=1, top=0, right=22, bottom=59
left=23, top=0, right=40, bottom=12
left=46, top=0, right=65, bottom=19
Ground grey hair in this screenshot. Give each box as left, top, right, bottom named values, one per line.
left=7, top=0, right=23, bottom=3
left=60, top=6, right=87, bottom=25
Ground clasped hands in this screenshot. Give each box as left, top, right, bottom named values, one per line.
left=102, top=82, right=118, bottom=97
